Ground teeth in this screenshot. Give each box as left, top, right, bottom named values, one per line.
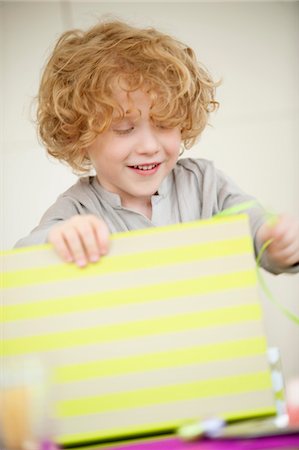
left=133, top=164, right=157, bottom=170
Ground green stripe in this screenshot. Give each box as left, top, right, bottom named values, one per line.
left=3, top=237, right=252, bottom=288
left=1, top=303, right=261, bottom=356
left=3, top=270, right=257, bottom=322
left=57, top=406, right=275, bottom=446
left=54, top=337, right=267, bottom=383
left=215, top=201, right=258, bottom=218
left=56, top=371, right=272, bottom=417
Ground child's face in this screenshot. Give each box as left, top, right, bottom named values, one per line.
left=87, top=88, right=181, bottom=209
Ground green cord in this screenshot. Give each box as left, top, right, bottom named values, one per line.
left=256, top=267, right=299, bottom=325
left=214, top=200, right=258, bottom=218
left=256, top=238, right=274, bottom=267
left=216, top=203, right=299, bottom=326
left=256, top=238, right=299, bottom=325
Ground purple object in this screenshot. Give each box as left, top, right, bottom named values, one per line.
left=40, top=440, right=60, bottom=450
left=105, top=434, right=299, bottom=450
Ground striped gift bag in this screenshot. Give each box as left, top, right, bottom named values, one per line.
left=1, top=214, right=276, bottom=446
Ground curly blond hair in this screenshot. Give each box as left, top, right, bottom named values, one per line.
left=37, top=20, right=219, bottom=173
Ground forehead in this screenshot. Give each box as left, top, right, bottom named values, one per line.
left=112, top=86, right=152, bottom=118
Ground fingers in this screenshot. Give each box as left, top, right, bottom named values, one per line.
left=92, top=216, right=110, bottom=256
left=48, top=215, right=110, bottom=267
left=48, top=228, right=74, bottom=263
left=259, top=214, right=299, bottom=268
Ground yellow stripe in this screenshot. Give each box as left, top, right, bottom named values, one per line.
left=54, top=337, right=267, bottom=383
left=58, top=425, right=177, bottom=448
left=1, top=303, right=261, bottom=356
left=3, top=237, right=252, bottom=288
left=56, top=371, right=272, bottom=417
left=3, top=270, right=257, bottom=322
left=111, top=214, right=249, bottom=239
left=57, top=406, right=275, bottom=446
left=0, top=215, right=249, bottom=257
left=1, top=243, right=51, bottom=256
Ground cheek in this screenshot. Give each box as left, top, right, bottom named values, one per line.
left=168, top=133, right=182, bottom=155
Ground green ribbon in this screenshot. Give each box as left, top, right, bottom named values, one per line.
left=215, top=203, right=299, bottom=326
left=256, top=240, right=299, bottom=325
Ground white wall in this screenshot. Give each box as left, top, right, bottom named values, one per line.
left=2, top=2, right=299, bottom=384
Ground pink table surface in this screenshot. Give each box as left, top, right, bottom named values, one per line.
left=103, top=433, right=299, bottom=450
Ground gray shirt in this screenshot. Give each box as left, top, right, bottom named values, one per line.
left=15, top=158, right=298, bottom=275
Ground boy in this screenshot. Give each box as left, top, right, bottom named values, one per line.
left=15, top=20, right=299, bottom=274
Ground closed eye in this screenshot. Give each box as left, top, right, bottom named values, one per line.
left=113, top=127, right=135, bottom=135
left=154, top=122, right=172, bottom=130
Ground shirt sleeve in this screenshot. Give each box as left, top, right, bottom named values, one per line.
left=200, top=160, right=299, bottom=275
left=14, top=195, right=80, bottom=248
left=185, top=159, right=299, bottom=274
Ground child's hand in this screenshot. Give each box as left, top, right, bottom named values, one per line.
left=48, top=215, right=110, bottom=267
left=257, top=214, right=299, bottom=269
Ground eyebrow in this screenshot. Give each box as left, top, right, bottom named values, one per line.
left=111, top=117, right=133, bottom=126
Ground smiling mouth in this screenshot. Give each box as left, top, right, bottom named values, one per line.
left=128, top=163, right=160, bottom=171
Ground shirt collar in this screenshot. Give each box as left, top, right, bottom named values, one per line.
left=91, top=177, right=122, bottom=207
left=91, top=172, right=172, bottom=208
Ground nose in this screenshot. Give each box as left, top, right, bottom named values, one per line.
left=135, top=125, right=161, bottom=155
